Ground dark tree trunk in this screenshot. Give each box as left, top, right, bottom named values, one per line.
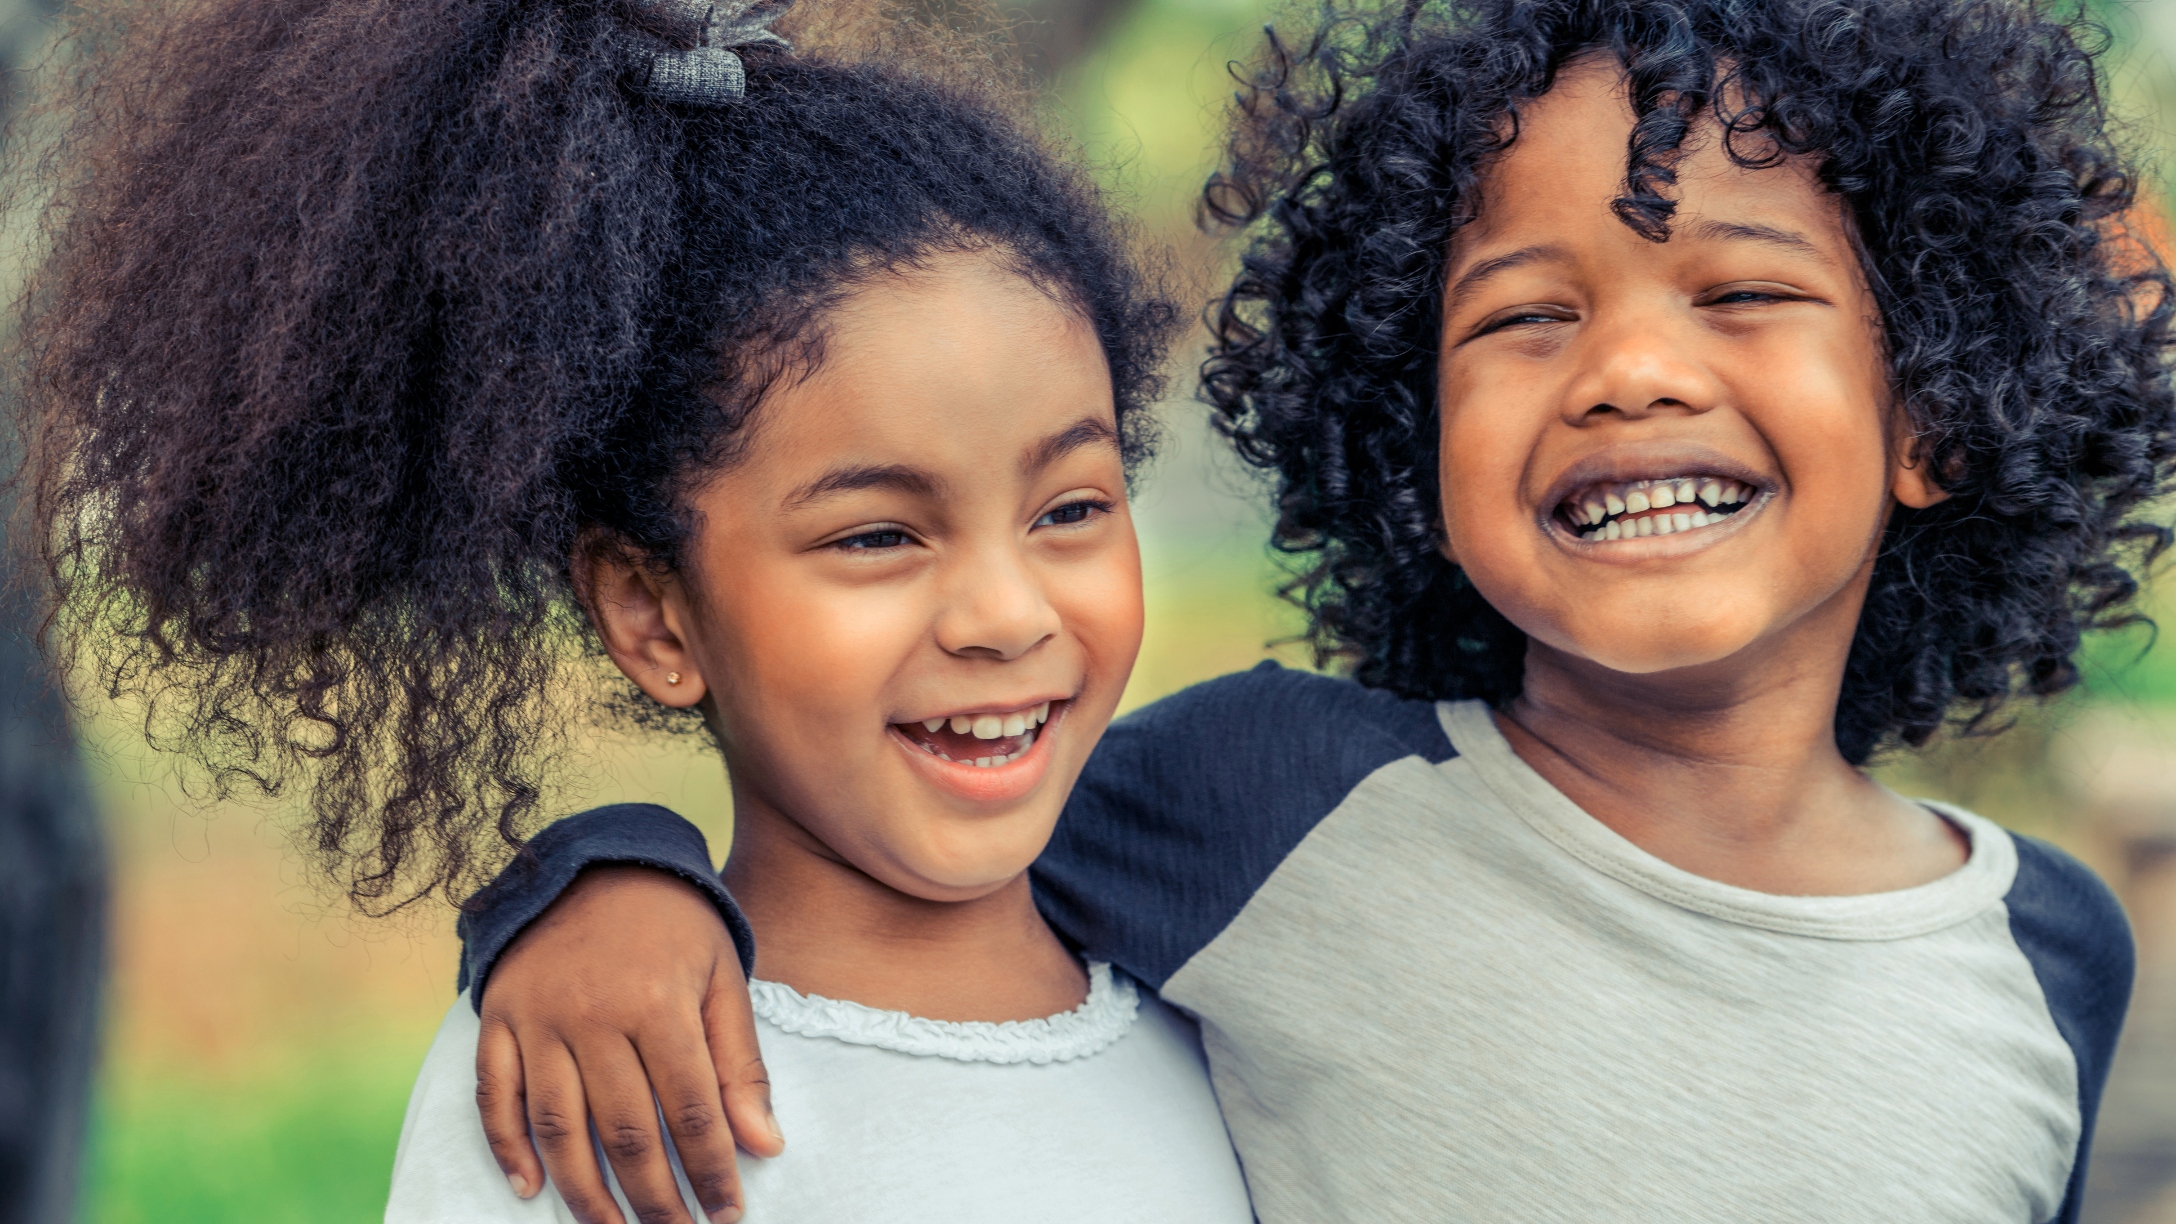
left=0, top=8, right=101, bottom=1222
left=0, top=575, right=104, bottom=1224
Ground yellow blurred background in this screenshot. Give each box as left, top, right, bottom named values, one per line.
left=67, top=1, right=2176, bottom=1220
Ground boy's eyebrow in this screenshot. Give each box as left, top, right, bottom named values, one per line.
left=1023, top=416, right=1120, bottom=475
left=786, top=463, right=943, bottom=507
left=1689, top=219, right=1828, bottom=260
left=1445, top=244, right=1569, bottom=310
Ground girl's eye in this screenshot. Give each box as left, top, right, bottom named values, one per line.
left=1035, top=499, right=1110, bottom=529
left=835, top=527, right=911, bottom=551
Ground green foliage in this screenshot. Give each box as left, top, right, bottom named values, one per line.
left=80, top=1046, right=421, bottom=1224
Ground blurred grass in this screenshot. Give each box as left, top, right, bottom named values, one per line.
left=69, top=0, right=2176, bottom=1219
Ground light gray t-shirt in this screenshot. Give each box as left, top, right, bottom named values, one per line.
left=1037, top=672, right=2133, bottom=1224
left=386, top=962, right=1254, bottom=1223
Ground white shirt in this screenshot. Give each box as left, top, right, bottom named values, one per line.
left=385, top=962, right=1255, bottom=1222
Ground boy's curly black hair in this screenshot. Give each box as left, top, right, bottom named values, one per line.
left=16, top=0, right=1178, bottom=910
left=1201, top=0, right=2176, bottom=764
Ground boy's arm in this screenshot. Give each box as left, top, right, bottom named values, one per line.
left=462, top=804, right=776, bottom=1224
left=2005, top=834, right=2137, bottom=1224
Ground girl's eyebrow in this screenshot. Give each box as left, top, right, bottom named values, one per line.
left=1024, top=416, right=1120, bottom=476
left=787, top=463, right=943, bottom=508
left=782, top=418, right=1114, bottom=509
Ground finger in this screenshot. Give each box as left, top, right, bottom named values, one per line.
left=476, top=1015, right=545, bottom=1199
left=703, top=962, right=783, bottom=1160
left=526, top=1043, right=629, bottom=1224
left=635, top=1017, right=746, bottom=1223
left=580, top=1035, right=700, bottom=1224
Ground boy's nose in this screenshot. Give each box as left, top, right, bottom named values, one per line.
left=1561, top=317, right=1724, bottom=425
left=932, top=546, right=1061, bottom=662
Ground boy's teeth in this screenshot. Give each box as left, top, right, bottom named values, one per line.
left=949, top=715, right=973, bottom=734
left=972, top=715, right=1003, bottom=739
left=923, top=718, right=945, bottom=733
left=1568, top=475, right=1758, bottom=544
left=1033, top=701, right=1050, bottom=725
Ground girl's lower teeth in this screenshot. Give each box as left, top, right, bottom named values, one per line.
left=920, top=728, right=1036, bottom=768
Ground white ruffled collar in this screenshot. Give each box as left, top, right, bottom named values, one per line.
left=749, top=960, right=1140, bottom=1065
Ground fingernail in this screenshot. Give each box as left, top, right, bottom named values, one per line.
left=507, top=1173, right=531, bottom=1198
left=765, top=1108, right=784, bottom=1145
left=709, top=1209, right=742, bottom=1224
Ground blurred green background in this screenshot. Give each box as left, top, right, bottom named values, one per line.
left=61, top=0, right=2176, bottom=1220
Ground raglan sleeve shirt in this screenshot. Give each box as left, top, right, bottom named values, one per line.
left=455, top=662, right=2135, bottom=1224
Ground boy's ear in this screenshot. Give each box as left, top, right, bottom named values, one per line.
left=572, top=533, right=709, bottom=709
left=1890, top=417, right=1953, bottom=511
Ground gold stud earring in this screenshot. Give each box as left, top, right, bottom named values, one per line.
left=665, top=671, right=682, bottom=686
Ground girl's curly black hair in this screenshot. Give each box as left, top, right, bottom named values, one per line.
left=1201, top=0, right=2176, bottom=764
left=17, top=0, right=1178, bottom=910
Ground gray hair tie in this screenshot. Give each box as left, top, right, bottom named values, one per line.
left=631, top=0, right=793, bottom=106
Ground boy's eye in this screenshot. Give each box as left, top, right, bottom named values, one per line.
left=1473, top=308, right=1572, bottom=337
left=1703, top=287, right=1794, bottom=306
left=1035, top=499, right=1110, bottom=528
left=835, top=527, right=911, bottom=551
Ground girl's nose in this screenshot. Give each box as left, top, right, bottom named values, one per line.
left=1561, top=312, right=1725, bottom=425
left=933, top=546, right=1061, bottom=662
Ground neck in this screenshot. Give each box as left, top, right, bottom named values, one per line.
left=720, top=791, right=1087, bottom=1024
left=1498, top=576, right=1967, bottom=895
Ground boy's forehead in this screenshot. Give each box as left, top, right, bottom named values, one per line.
left=1455, top=57, right=1843, bottom=263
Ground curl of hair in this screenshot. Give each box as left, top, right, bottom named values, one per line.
left=1202, top=0, right=2176, bottom=763
left=17, top=0, right=1179, bottom=910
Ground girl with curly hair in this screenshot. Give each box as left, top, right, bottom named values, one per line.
left=16, top=0, right=1263, bottom=1220
left=44, top=0, right=2171, bottom=1220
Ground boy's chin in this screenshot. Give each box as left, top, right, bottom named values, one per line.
left=1545, top=623, right=1768, bottom=679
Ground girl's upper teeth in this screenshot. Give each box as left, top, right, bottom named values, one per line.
left=919, top=701, right=1051, bottom=738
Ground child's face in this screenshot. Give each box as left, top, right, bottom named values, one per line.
left=1436, top=58, right=1945, bottom=681
left=595, top=252, right=1142, bottom=902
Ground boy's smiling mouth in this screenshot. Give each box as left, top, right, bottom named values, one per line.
left=1555, top=474, right=1764, bottom=543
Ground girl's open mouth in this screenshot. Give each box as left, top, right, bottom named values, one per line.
left=892, top=701, right=1057, bottom=769
left=1555, top=475, right=1762, bottom=542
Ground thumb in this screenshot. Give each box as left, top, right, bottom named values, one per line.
left=703, top=954, right=783, bottom=1159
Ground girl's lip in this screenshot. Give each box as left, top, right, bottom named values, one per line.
left=887, top=700, right=1067, bottom=806
left=1543, top=488, right=1773, bottom=560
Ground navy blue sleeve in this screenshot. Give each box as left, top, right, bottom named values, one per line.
left=1032, top=661, right=1453, bottom=990
left=2005, top=834, right=2136, bottom=1224
left=456, top=803, right=752, bottom=1014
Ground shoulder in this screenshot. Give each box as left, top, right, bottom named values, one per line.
left=1035, top=664, right=1451, bottom=988
left=1100, top=660, right=1453, bottom=761
left=1080, top=662, right=1453, bottom=824
left=2004, top=833, right=2135, bottom=1049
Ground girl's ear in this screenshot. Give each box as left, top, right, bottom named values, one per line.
left=1891, top=418, right=1952, bottom=511
left=574, top=534, right=710, bottom=708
